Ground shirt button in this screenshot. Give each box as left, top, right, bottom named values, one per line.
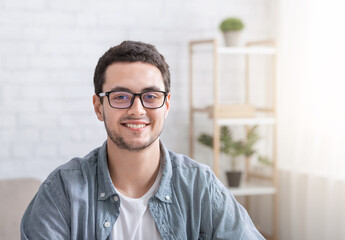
left=165, top=195, right=170, bottom=200
left=113, top=196, right=119, bottom=202
left=100, top=193, right=105, bottom=198
left=104, top=221, right=111, bottom=228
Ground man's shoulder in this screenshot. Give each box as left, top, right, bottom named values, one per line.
left=44, top=145, right=101, bottom=185
left=165, top=148, right=228, bottom=203
left=168, top=150, right=206, bottom=167
left=167, top=149, right=214, bottom=178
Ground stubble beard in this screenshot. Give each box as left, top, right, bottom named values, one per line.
left=103, top=115, right=163, bottom=152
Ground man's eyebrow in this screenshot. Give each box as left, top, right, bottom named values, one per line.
left=141, top=86, right=164, bottom=92
left=108, top=86, right=164, bottom=92
left=109, top=86, right=131, bottom=92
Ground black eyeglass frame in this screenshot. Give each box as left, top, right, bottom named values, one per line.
left=98, top=90, right=169, bottom=109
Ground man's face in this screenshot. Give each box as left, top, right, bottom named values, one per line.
left=93, top=62, right=170, bottom=151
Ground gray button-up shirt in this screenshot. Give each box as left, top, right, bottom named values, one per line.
left=21, top=141, right=265, bottom=239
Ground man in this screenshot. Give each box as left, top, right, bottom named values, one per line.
left=21, top=41, right=265, bottom=239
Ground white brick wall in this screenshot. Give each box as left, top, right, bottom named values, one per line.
left=0, top=0, right=274, bottom=180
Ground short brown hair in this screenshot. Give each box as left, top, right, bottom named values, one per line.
left=93, top=40, right=170, bottom=95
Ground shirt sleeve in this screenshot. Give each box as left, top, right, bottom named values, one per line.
left=21, top=173, right=71, bottom=240
left=209, top=175, right=266, bottom=240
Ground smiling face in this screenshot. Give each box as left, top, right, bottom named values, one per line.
left=93, top=62, right=170, bottom=152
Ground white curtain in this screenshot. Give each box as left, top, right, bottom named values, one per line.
left=277, top=0, right=345, bottom=239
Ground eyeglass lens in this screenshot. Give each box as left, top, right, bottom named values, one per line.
left=108, top=91, right=165, bottom=109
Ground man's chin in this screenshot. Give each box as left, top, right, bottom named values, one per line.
left=123, top=142, right=150, bottom=152
left=105, top=125, right=162, bottom=152
left=109, top=136, right=157, bottom=152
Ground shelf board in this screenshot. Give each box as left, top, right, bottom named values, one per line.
left=217, top=46, right=276, bottom=55
left=217, top=117, right=276, bottom=126
left=228, top=183, right=276, bottom=196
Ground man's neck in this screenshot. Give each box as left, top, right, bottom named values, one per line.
left=106, top=139, right=161, bottom=198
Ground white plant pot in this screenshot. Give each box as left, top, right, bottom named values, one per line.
left=223, top=31, right=241, bottom=46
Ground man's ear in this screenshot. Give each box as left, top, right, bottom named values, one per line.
left=164, top=93, right=171, bottom=119
left=93, top=94, right=104, bottom=121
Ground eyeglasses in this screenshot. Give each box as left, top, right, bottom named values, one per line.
left=98, top=91, right=169, bottom=109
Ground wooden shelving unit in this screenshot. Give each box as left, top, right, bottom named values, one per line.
left=189, top=38, right=278, bottom=240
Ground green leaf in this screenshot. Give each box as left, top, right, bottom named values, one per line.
left=198, top=125, right=266, bottom=169
left=198, top=134, right=213, bottom=148
left=219, top=17, right=244, bottom=32
left=258, top=155, right=273, bottom=166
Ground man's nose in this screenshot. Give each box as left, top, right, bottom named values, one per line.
left=127, top=96, right=146, bottom=115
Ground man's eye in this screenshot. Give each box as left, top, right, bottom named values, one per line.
left=112, top=93, right=131, bottom=101
left=144, top=94, right=157, bottom=99
left=115, top=95, right=128, bottom=100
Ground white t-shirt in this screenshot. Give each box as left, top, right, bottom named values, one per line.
left=112, top=164, right=163, bottom=240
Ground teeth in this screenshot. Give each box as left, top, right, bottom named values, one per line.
left=126, top=124, right=146, bottom=129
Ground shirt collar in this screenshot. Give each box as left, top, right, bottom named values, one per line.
left=154, top=141, right=173, bottom=203
left=97, top=141, right=117, bottom=201
left=96, top=140, right=173, bottom=203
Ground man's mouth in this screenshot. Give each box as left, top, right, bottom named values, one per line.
left=125, top=123, right=147, bottom=129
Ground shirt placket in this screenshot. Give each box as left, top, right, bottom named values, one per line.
left=96, top=193, right=120, bottom=240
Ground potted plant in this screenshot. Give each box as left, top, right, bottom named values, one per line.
left=219, top=17, right=244, bottom=46
left=198, top=125, right=261, bottom=187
